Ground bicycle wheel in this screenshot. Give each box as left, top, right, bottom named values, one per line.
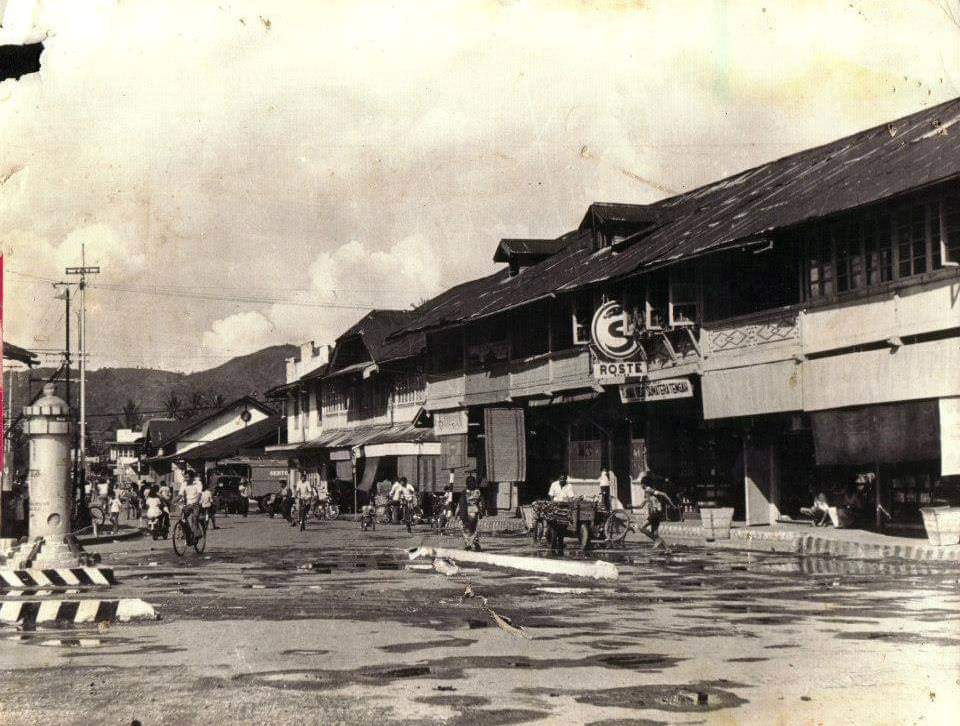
left=172, top=521, right=189, bottom=556
left=603, top=510, right=631, bottom=545
left=88, top=505, right=106, bottom=526
left=193, top=519, right=208, bottom=554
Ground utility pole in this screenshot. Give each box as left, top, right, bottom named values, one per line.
left=66, top=244, right=99, bottom=479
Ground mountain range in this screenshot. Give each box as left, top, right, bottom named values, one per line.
left=5, top=344, right=296, bottom=445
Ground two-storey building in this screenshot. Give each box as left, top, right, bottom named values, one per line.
left=385, top=96, right=960, bottom=529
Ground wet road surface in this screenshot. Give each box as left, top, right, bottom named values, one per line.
left=1, top=513, right=958, bottom=724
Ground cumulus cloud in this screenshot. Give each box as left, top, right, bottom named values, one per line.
left=2, top=0, right=958, bottom=371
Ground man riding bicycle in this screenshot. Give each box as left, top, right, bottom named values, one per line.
left=399, top=477, right=417, bottom=533
left=294, top=472, right=316, bottom=531
left=177, top=470, right=204, bottom=543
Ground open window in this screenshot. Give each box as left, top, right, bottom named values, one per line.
left=669, top=266, right=701, bottom=327
left=645, top=271, right=668, bottom=330
left=572, top=292, right=593, bottom=345
left=939, top=194, right=960, bottom=267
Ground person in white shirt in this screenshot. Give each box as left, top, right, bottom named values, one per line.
left=238, top=480, right=250, bottom=517
left=399, top=478, right=417, bottom=533
left=548, top=474, right=575, bottom=502
left=389, top=479, right=405, bottom=523
left=200, top=485, right=218, bottom=530
left=179, top=473, right=204, bottom=539
left=108, top=494, right=122, bottom=534
left=294, top=475, right=316, bottom=531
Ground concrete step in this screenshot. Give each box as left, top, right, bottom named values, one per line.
left=0, top=598, right=158, bottom=625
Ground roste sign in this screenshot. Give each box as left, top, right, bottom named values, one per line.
left=590, top=300, right=646, bottom=383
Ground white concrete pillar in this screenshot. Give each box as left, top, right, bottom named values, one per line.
left=22, top=384, right=73, bottom=541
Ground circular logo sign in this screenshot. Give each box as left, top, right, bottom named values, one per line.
left=591, top=301, right=641, bottom=361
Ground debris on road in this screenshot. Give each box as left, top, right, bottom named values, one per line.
left=432, top=558, right=461, bottom=577
left=463, top=585, right=530, bottom=640
left=407, top=545, right=618, bottom=581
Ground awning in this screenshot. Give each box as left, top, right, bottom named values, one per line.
left=301, top=421, right=437, bottom=453
left=358, top=457, right=381, bottom=492
left=484, top=407, right=527, bottom=483
left=527, top=390, right=599, bottom=407
left=811, top=399, right=940, bottom=466
left=324, top=361, right=378, bottom=380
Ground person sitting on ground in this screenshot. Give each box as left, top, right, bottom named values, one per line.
left=800, top=492, right=833, bottom=527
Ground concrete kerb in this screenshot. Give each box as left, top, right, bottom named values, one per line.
left=76, top=525, right=143, bottom=547
left=656, top=522, right=960, bottom=563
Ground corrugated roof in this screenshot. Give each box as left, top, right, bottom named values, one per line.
left=330, top=309, right=425, bottom=369
left=395, top=96, right=960, bottom=335
left=301, top=421, right=436, bottom=450
left=177, top=415, right=280, bottom=463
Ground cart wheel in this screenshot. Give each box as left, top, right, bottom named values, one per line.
left=603, top=510, right=631, bottom=545
left=578, top=522, right=591, bottom=549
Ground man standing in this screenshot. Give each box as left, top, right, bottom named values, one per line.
left=316, top=475, right=330, bottom=518
left=458, top=476, right=484, bottom=551
left=238, top=479, right=250, bottom=517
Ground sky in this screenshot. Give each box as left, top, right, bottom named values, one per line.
left=2, top=0, right=960, bottom=372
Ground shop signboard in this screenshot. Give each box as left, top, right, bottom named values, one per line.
left=619, top=377, right=693, bottom=404
left=941, top=397, right=960, bottom=476
left=329, top=449, right=352, bottom=461
left=434, top=409, right=468, bottom=436
left=590, top=300, right=646, bottom=383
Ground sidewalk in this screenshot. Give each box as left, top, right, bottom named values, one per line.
left=657, top=520, right=960, bottom=563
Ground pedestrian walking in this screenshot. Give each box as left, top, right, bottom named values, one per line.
left=636, top=475, right=675, bottom=548
left=108, top=492, right=122, bottom=534
left=200, top=484, right=218, bottom=529
left=238, top=479, right=250, bottom=517
left=458, top=476, right=485, bottom=551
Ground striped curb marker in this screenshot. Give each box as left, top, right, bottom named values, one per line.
left=0, top=568, right=116, bottom=589
left=2, top=589, right=82, bottom=598
left=0, top=598, right=157, bottom=625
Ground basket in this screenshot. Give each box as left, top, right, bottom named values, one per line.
left=920, top=506, right=960, bottom=546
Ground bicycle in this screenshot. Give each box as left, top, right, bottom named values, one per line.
left=430, top=498, right=452, bottom=534
left=312, top=499, right=340, bottom=521
left=172, top=506, right=208, bottom=556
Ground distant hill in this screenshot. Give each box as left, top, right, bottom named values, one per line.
left=6, top=344, right=296, bottom=445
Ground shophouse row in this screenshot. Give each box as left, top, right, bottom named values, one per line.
left=267, top=97, right=960, bottom=531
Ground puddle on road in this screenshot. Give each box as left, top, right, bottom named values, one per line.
left=519, top=679, right=749, bottom=714
left=379, top=637, right=476, bottom=654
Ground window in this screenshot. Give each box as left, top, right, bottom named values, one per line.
left=292, top=394, right=300, bottom=425
left=512, top=303, right=549, bottom=359
left=646, top=273, right=668, bottom=329
left=806, top=227, right=834, bottom=300
left=941, top=194, right=960, bottom=266
left=567, top=422, right=604, bottom=480
left=394, top=374, right=425, bottom=405
left=572, top=293, right=593, bottom=344
left=835, top=220, right=865, bottom=293
left=434, top=330, right=463, bottom=373
left=551, top=299, right=574, bottom=350
left=300, top=390, right=310, bottom=429
left=669, top=267, right=700, bottom=326
left=897, top=204, right=928, bottom=278
left=863, top=211, right=893, bottom=286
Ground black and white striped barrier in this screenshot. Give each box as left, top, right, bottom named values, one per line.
left=0, top=598, right=157, bottom=624
left=3, top=589, right=82, bottom=598
left=0, top=568, right=116, bottom=589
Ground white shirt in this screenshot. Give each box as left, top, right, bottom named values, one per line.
left=390, top=481, right=404, bottom=501
left=549, top=479, right=575, bottom=501
left=200, top=490, right=213, bottom=507
left=145, top=496, right=163, bottom=518
left=401, top=483, right=417, bottom=502
left=316, top=480, right=329, bottom=500
left=183, top=482, right=203, bottom=506
left=295, top=480, right=315, bottom=499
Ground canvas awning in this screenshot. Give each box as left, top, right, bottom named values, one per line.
left=484, top=407, right=527, bottom=483
left=357, top=457, right=381, bottom=492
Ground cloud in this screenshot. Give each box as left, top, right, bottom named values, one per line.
left=2, top=0, right=959, bottom=371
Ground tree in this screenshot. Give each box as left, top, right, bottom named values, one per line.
left=164, top=392, right=182, bottom=419
left=188, top=390, right=207, bottom=417
left=122, top=399, right=141, bottom=430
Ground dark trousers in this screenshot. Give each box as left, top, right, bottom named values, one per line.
left=298, top=498, right=311, bottom=530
